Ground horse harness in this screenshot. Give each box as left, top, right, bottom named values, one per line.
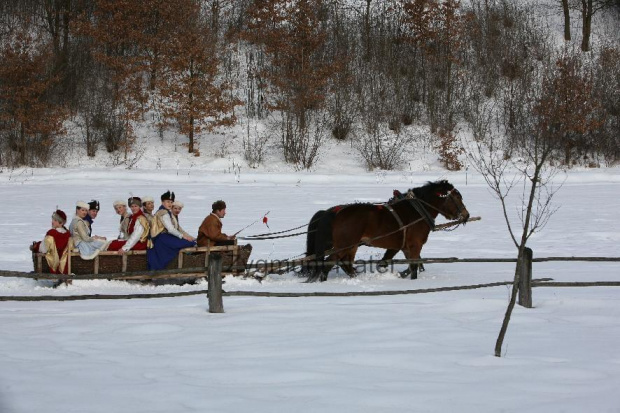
left=384, top=204, right=407, bottom=250
left=384, top=192, right=437, bottom=250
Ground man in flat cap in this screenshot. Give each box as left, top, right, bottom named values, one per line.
left=197, top=200, right=236, bottom=247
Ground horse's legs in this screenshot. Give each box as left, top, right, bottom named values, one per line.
left=336, top=247, right=359, bottom=278
left=402, top=245, right=423, bottom=280
left=377, top=249, right=399, bottom=270
left=305, top=260, right=334, bottom=283
left=319, top=260, right=334, bottom=282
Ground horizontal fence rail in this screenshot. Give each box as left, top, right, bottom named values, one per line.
left=2, top=257, right=620, bottom=280
left=1, top=254, right=619, bottom=304
left=0, top=279, right=558, bottom=302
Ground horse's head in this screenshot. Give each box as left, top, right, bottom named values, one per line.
left=410, top=180, right=470, bottom=221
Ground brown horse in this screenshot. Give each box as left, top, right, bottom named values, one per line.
left=304, top=180, right=469, bottom=282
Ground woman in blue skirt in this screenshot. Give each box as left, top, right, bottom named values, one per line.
left=147, top=191, right=196, bottom=270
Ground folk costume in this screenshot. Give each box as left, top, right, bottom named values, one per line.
left=69, top=201, right=110, bottom=260
left=84, top=200, right=100, bottom=236
left=33, top=210, right=72, bottom=274
left=108, top=198, right=149, bottom=252
left=83, top=214, right=93, bottom=236
left=113, top=200, right=131, bottom=240
left=147, top=191, right=196, bottom=270
left=142, top=196, right=155, bottom=225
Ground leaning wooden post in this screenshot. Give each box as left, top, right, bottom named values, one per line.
left=518, top=247, right=533, bottom=308
left=207, top=254, right=224, bottom=313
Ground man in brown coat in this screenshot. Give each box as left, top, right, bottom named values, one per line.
left=197, top=200, right=236, bottom=247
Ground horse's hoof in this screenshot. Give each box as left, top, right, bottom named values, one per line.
left=399, top=270, right=410, bottom=278
left=410, top=273, right=418, bottom=280
left=304, top=271, right=319, bottom=283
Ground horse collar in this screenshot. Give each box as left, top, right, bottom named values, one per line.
left=407, top=197, right=436, bottom=230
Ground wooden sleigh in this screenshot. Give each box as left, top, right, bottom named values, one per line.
left=32, top=242, right=253, bottom=284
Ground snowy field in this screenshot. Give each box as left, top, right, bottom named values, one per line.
left=1, top=168, right=620, bottom=413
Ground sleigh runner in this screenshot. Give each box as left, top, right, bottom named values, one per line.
left=32, top=242, right=252, bottom=281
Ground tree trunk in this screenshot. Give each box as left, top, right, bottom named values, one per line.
left=561, top=0, right=571, bottom=41
left=20, top=122, right=26, bottom=166
left=211, top=0, right=220, bottom=44
left=363, top=0, right=372, bottom=60
left=189, top=114, right=194, bottom=153
left=581, top=0, right=592, bottom=52
left=565, top=141, right=572, bottom=165
left=494, top=261, right=520, bottom=357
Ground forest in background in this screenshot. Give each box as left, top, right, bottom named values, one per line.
left=0, top=0, right=619, bottom=170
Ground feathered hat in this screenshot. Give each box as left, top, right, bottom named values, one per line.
left=161, top=190, right=175, bottom=202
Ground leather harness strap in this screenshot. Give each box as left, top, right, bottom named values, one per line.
left=406, top=194, right=436, bottom=231
left=385, top=204, right=407, bottom=250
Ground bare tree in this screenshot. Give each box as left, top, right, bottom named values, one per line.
left=561, top=0, right=572, bottom=41
left=571, top=0, right=616, bottom=51
left=467, top=59, right=571, bottom=357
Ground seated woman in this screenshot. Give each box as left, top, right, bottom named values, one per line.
left=147, top=191, right=196, bottom=270
left=31, top=209, right=72, bottom=274
left=142, top=196, right=155, bottom=224
left=69, top=201, right=110, bottom=260
left=108, top=197, right=150, bottom=254
left=112, top=199, right=131, bottom=240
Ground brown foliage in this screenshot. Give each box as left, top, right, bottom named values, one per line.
left=0, top=21, right=67, bottom=166
left=158, top=2, right=240, bottom=154
left=534, top=53, right=603, bottom=165
left=437, top=128, right=463, bottom=170
left=401, top=0, right=468, bottom=131
left=243, top=0, right=340, bottom=120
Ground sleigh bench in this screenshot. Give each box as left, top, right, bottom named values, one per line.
left=32, top=242, right=252, bottom=282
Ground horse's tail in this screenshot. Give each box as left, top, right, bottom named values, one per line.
left=304, top=208, right=337, bottom=282
left=316, top=209, right=337, bottom=259
left=305, top=210, right=326, bottom=257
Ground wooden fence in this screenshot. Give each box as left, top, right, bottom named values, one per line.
left=1, top=252, right=620, bottom=311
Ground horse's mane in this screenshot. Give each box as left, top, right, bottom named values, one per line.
left=410, top=180, right=454, bottom=200
left=332, top=181, right=454, bottom=209
left=329, top=201, right=381, bottom=211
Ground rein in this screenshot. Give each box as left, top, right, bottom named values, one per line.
left=239, top=222, right=309, bottom=240
left=239, top=230, right=310, bottom=241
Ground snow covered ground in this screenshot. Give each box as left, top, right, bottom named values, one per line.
left=1, top=168, right=620, bottom=412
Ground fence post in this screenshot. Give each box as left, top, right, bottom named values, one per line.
left=518, top=247, right=533, bottom=308
left=207, top=254, right=224, bottom=313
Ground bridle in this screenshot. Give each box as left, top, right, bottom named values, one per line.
left=403, top=187, right=467, bottom=227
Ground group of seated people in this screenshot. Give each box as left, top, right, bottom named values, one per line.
left=32, top=191, right=236, bottom=275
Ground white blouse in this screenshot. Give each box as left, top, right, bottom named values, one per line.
left=162, top=213, right=184, bottom=239
left=121, top=219, right=144, bottom=251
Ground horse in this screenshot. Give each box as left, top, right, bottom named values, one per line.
left=303, top=180, right=470, bottom=282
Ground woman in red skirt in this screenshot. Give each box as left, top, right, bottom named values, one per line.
left=107, top=197, right=150, bottom=254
